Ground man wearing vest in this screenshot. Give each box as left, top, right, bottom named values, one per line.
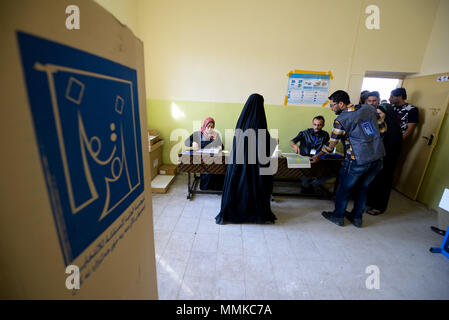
left=311, top=90, right=386, bottom=228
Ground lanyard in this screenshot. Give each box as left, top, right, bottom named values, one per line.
left=313, top=135, right=319, bottom=148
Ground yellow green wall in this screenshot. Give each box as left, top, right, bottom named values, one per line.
left=137, top=0, right=439, bottom=164
left=96, top=0, right=447, bottom=210
left=137, top=0, right=438, bottom=105
left=146, top=98, right=339, bottom=163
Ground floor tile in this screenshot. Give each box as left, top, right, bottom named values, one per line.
left=152, top=175, right=449, bottom=300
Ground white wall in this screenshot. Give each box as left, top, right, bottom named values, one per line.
left=95, top=0, right=140, bottom=37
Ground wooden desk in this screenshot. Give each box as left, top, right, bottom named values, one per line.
left=178, top=152, right=342, bottom=199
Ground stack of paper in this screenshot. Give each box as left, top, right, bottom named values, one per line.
left=282, top=153, right=311, bottom=168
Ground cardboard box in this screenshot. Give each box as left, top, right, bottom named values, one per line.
left=148, top=129, right=161, bottom=147
left=151, top=175, right=176, bottom=193
left=149, top=139, right=163, bottom=180
left=159, top=164, right=178, bottom=175
left=149, top=138, right=164, bottom=151
left=0, top=0, right=157, bottom=299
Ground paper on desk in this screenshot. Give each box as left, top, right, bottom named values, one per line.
left=271, top=145, right=281, bottom=158
left=282, top=153, right=311, bottom=168
left=181, top=148, right=220, bottom=154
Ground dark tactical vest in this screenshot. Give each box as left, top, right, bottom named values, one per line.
left=336, top=104, right=385, bottom=165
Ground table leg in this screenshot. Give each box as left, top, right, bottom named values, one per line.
left=187, top=172, right=192, bottom=199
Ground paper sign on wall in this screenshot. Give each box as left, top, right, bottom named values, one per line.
left=285, top=70, right=332, bottom=106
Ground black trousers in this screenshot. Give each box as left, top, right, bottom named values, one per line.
left=366, top=147, right=402, bottom=213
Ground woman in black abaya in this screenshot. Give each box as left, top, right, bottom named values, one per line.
left=215, top=93, right=277, bottom=224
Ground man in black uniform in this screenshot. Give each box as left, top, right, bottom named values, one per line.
left=290, top=116, right=330, bottom=192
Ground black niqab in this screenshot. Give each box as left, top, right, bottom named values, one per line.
left=215, top=93, right=277, bottom=224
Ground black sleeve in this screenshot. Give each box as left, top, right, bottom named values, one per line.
left=408, top=107, right=419, bottom=123
left=323, top=131, right=330, bottom=145
left=291, top=131, right=304, bottom=144
left=184, top=131, right=201, bottom=147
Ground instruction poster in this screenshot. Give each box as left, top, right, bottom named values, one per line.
left=286, top=72, right=330, bottom=105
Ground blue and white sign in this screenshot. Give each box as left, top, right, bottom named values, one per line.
left=17, top=32, right=144, bottom=265
left=286, top=73, right=330, bottom=105
left=360, top=120, right=376, bottom=137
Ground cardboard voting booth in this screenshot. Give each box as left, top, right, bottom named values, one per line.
left=0, top=0, right=158, bottom=299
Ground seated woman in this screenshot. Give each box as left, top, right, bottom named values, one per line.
left=184, top=117, right=225, bottom=191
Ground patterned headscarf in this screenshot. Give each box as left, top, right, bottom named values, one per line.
left=201, top=117, right=215, bottom=140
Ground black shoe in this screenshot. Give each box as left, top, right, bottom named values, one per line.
left=345, top=212, right=362, bottom=228
left=431, top=226, right=446, bottom=236
left=321, top=211, right=344, bottom=227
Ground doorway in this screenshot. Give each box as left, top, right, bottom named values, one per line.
left=361, top=77, right=402, bottom=103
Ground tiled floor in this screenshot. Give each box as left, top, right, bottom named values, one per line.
left=152, top=174, right=449, bottom=300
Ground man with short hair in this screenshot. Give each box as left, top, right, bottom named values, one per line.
left=365, top=91, right=403, bottom=215
left=312, top=90, right=386, bottom=228
left=390, top=88, right=419, bottom=140
left=359, top=90, right=370, bottom=105
left=290, top=116, right=330, bottom=192
left=290, top=116, right=329, bottom=156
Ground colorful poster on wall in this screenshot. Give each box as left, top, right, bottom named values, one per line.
left=285, top=70, right=333, bottom=106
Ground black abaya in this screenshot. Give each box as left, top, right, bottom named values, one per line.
left=366, top=104, right=403, bottom=213
left=215, top=94, right=277, bottom=224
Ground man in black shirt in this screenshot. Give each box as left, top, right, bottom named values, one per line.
left=390, top=87, right=419, bottom=140
left=290, top=116, right=330, bottom=192
left=290, top=116, right=330, bottom=156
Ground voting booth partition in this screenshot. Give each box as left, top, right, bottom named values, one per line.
left=0, top=0, right=158, bottom=299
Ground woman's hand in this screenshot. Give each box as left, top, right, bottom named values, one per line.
left=192, top=142, right=199, bottom=151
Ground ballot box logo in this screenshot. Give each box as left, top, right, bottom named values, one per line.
left=17, top=32, right=144, bottom=265
left=360, top=120, right=376, bottom=137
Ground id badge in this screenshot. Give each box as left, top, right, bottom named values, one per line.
left=310, top=149, right=316, bottom=155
